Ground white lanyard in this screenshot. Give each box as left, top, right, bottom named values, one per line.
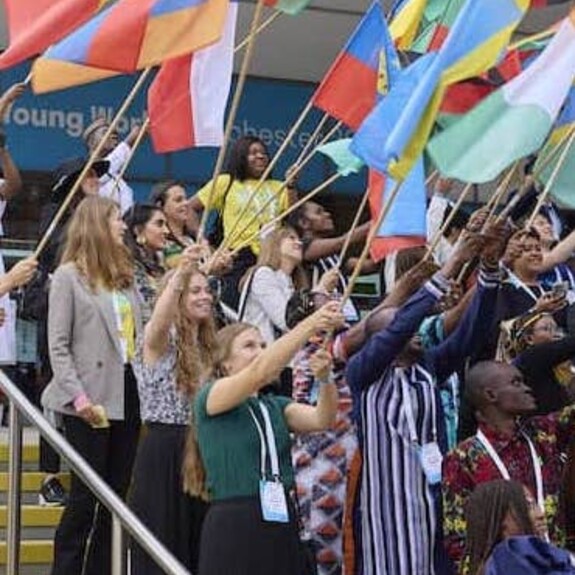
left=476, top=428, right=544, bottom=510
left=506, top=271, right=542, bottom=303
left=248, top=400, right=281, bottom=479
left=398, top=365, right=437, bottom=444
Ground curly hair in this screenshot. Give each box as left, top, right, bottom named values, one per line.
left=225, top=135, right=270, bottom=182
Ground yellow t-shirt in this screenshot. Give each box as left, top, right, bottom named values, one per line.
left=196, top=175, right=289, bottom=254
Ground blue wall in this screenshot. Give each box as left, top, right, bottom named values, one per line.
left=0, top=63, right=366, bottom=201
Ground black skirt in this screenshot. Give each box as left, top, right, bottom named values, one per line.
left=199, top=495, right=305, bottom=575
left=129, top=423, right=207, bottom=574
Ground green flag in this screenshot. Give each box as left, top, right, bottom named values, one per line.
left=317, top=138, right=364, bottom=176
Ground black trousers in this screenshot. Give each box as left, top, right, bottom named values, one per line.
left=50, top=367, right=140, bottom=575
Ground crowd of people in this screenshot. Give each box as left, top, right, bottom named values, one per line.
left=1, top=81, right=575, bottom=575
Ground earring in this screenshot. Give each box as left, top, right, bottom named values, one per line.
left=136, top=236, right=147, bottom=246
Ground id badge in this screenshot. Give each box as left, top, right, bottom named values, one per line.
left=419, top=442, right=443, bottom=485
left=259, top=480, right=289, bottom=523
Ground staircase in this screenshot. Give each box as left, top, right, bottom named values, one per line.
left=0, top=427, right=69, bottom=575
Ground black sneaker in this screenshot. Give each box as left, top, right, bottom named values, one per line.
left=38, top=476, right=67, bottom=507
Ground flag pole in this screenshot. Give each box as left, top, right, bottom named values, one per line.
left=198, top=0, right=266, bottom=239
left=234, top=11, right=282, bottom=53
left=337, top=188, right=370, bottom=264
left=341, top=179, right=404, bottom=305
left=424, top=182, right=473, bottom=261
left=295, top=113, right=330, bottom=165
left=34, top=68, right=153, bottom=258
left=533, top=124, right=575, bottom=179
left=485, top=162, right=519, bottom=221
left=109, top=117, right=150, bottom=202
left=527, top=126, right=575, bottom=228
left=230, top=172, right=342, bottom=256
left=425, top=169, right=439, bottom=187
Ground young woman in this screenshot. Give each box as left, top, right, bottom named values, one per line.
left=124, top=203, right=169, bottom=324
left=130, top=244, right=216, bottom=574
left=41, top=196, right=141, bottom=575
left=186, top=302, right=345, bottom=575
left=150, top=180, right=195, bottom=269
left=240, top=226, right=309, bottom=345
left=465, top=480, right=574, bottom=575
left=188, top=136, right=296, bottom=308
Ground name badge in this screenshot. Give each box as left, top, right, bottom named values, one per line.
left=419, top=442, right=443, bottom=485
left=259, top=480, right=289, bottom=523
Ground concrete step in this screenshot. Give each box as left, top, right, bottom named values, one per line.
left=0, top=505, right=63, bottom=528
left=0, top=472, right=71, bottom=492
left=0, top=540, right=53, bottom=565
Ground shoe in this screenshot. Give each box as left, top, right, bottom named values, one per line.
left=38, top=476, right=67, bottom=507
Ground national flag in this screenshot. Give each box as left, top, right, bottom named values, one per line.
left=0, top=0, right=109, bottom=70
left=536, top=87, right=575, bottom=208
left=368, top=164, right=427, bottom=262
left=350, top=0, right=530, bottom=181
left=31, top=0, right=228, bottom=93
left=427, top=11, right=575, bottom=183
left=389, top=0, right=428, bottom=50
left=148, top=1, right=237, bottom=152
left=312, top=1, right=398, bottom=130
left=263, top=0, right=311, bottom=15
left=316, top=139, right=364, bottom=176
left=411, top=0, right=466, bottom=53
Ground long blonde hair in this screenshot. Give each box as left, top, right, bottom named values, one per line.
left=240, top=225, right=309, bottom=291
left=156, top=268, right=218, bottom=396
left=60, top=196, right=133, bottom=290
left=183, top=322, right=255, bottom=500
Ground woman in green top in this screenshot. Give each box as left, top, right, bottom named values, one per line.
left=186, top=302, right=345, bottom=575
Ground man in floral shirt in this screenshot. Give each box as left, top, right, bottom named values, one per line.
left=442, top=360, right=575, bottom=573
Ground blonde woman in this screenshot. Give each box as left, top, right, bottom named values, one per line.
left=130, top=244, right=217, bottom=574
left=42, top=196, right=141, bottom=575
left=185, top=302, right=345, bottom=575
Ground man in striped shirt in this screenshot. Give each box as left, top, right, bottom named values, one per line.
left=346, top=227, right=505, bottom=575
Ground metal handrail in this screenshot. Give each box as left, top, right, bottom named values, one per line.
left=0, top=369, right=190, bottom=575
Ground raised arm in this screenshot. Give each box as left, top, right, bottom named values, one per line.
left=541, top=228, right=575, bottom=271
left=205, top=302, right=344, bottom=416
left=303, top=222, right=370, bottom=262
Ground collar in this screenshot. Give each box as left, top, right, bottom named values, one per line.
left=477, top=421, right=521, bottom=451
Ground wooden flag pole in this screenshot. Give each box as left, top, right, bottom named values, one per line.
left=527, top=126, right=575, bottom=228
left=109, top=117, right=150, bottom=201
left=234, top=11, right=282, bottom=53
left=220, top=119, right=342, bottom=253
left=341, top=179, right=404, bottom=306
left=338, top=188, right=370, bottom=264
left=230, top=172, right=342, bottom=256
left=425, top=169, right=439, bottom=187
left=533, top=124, right=575, bottom=179
left=486, top=162, right=519, bottom=221
left=198, top=0, right=266, bottom=239
left=295, top=113, right=329, bottom=165
left=34, top=68, right=153, bottom=258
left=424, top=182, right=473, bottom=261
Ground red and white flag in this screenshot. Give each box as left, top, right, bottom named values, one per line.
left=148, top=1, right=238, bottom=153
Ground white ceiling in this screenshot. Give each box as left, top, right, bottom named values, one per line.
left=0, top=0, right=569, bottom=84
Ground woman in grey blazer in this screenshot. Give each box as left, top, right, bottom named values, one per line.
left=42, top=196, right=142, bottom=575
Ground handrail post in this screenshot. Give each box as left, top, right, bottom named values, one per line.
left=7, top=401, right=23, bottom=575
left=111, top=514, right=125, bottom=575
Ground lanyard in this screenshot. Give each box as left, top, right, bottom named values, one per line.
left=398, top=365, right=438, bottom=444
left=476, top=428, right=544, bottom=510
left=506, top=271, right=542, bottom=303
left=248, top=400, right=281, bottom=480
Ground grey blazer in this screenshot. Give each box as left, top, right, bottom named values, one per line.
left=41, top=262, right=142, bottom=420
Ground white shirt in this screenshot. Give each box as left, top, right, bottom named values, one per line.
left=0, top=190, right=16, bottom=364
left=242, top=267, right=293, bottom=345
left=98, top=142, right=134, bottom=215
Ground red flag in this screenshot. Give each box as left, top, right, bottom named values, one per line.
left=0, top=0, right=108, bottom=70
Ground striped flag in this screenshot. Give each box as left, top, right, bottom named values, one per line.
left=148, top=2, right=238, bottom=152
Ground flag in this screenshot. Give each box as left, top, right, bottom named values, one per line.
left=148, top=2, right=237, bottom=152
left=531, top=0, right=571, bottom=6
left=536, top=87, right=575, bottom=208
left=31, top=0, right=228, bottom=93
left=312, top=1, right=399, bottom=130
left=389, top=0, right=428, bottom=50
left=368, top=164, right=427, bottom=262
left=427, top=11, right=575, bottom=183
left=350, top=0, right=530, bottom=181
left=0, top=0, right=109, bottom=70
left=263, top=0, right=311, bottom=15
left=316, top=139, right=364, bottom=176
left=411, top=0, right=466, bottom=53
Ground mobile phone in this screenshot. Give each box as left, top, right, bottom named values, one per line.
left=552, top=282, right=569, bottom=298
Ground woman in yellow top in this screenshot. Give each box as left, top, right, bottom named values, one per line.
left=188, top=136, right=296, bottom=310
